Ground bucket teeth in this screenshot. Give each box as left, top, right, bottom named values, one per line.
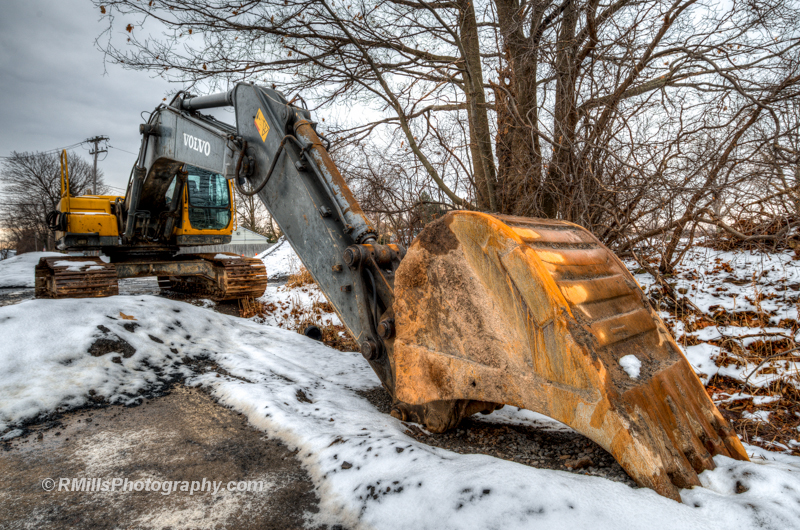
left=390, top=211, right=748, bottom=501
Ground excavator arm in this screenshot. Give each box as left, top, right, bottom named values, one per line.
left=124, top=83, right=749, bottom=501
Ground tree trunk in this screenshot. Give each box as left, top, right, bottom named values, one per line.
left=457, top=0, right=497, bottom=212
left=544, top=0, right=579, bottom=219
left=493, top=0, right=545, bottom=217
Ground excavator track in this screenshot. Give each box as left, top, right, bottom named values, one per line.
left=35, top=256, right=119, bottom=298
left=163, top=253, right=268, bottom=301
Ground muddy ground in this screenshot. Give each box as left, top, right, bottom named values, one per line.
left=0, top=386, right=330, bottom=530
left=0, top=279, right=637, bottom=529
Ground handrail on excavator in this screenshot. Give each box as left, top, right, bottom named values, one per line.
left=59, top=149, right=70, bottom=209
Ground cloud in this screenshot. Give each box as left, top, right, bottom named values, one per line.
left=0, top=1, right=172, bottom=191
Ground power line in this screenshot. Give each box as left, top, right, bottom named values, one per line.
left=108, top=145, right=139, bottom=156
left=0, top=141, right=89, bottom=159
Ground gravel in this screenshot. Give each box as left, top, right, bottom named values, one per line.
left=356, top=387, right=637, bottom=488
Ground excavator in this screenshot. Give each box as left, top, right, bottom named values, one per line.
left=38, top=133, right=267, bottom=300
left=40, top=82, right=748, bottom=501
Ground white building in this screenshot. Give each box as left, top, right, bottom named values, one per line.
left=180, top=226, right=274, bottom=257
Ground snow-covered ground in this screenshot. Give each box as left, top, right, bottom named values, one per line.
left=257, top=237, right=303, bottom=280
left=626, top=244, right=800, bottom=454
left=0, top=251, right=62, bottom=287
left=2, top=242, right=800, bottom=528
left=257, top=282, right=342, bottom=329
left=627, top=245, right=800, bottom=390
left=0, top=295, right=799, bottom=529
left=255, top=236, right=343, bottom=332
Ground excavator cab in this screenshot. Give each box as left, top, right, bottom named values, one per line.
left=166, top=165, right=233, bottom=233
left=185, top=168, right=233, bottom=230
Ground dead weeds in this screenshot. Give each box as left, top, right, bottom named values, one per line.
left=707, top=375, right=800, bottom=455
left=286, top=268, right=315, bottom=289
left=254, top=271, right=359, bottom=352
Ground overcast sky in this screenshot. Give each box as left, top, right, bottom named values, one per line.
left=0, top=1, right=176, bottom=192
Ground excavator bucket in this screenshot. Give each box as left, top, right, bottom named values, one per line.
left=391, top=211, right=748, bottom=500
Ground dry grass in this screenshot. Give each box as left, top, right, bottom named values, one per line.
left=238, top=297, right=267, bottom=319
left=707, top=375, right=800, bottom=454
left=295, top=319, right=359, bottom=352
left=659, top=282, right=800, bottom=455
left=255, top=277, right=359, bottom=352
left=286, top=268, right=315, bottom=289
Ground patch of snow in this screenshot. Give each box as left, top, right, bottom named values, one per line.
left=693, top=326, right=792, bottom=345
left=54, top=260, right=97, bottom=268
left=1, top=428, right=23, bottom=441
left=0, top=251, right=63, bottom=287
left=214, top=254, right=241, bottom=259
left=752, top=395, right=782, bottom=405
left=482, top=406, right=573, bottom=432
left=1, top=296, right=799, bottom=529
left=681, top=343, right=721, bottom=383
left=257, top=237, right=303, bottom=280
left=627, top=245, right=800, bottom=321
left=742, top=410, right=772, bottom=422
left=53, top=260, right=101, bottom=272
left=713, top=393, right=781, bottom=406
left=257, top=283, right=341, bottom=328
left=681, top=341, right=800, bottom=388
left=619, top=354, right=641, bottom=379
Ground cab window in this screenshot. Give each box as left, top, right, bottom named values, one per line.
left=184, top=166, right=231, bottom=230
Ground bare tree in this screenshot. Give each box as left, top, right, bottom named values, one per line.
left=0, top=151, right=105, bottom=252
left=0, top=230, right=15, bottom=259
left=93, top=0, right=800, bottom=272
left=234, top=188, right=282, bottom=241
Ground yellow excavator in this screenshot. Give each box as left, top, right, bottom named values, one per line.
left=38, top=145, right=267, bottom=299
left=41, top=83, right=748, bottom=501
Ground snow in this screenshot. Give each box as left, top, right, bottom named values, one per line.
left=257, top=237, right=302, bottom=280
left=619, top=354, right=642, bottom=379
left=1, top=295, right=800, bottom=529
left=255, top=236, right=341, bottom=329
left=714, top=393, right=781, bottom=405
left=626, top=245, right=800, bottom=389
left=742, top=410, right=772, bottom=422
left=257, top=282, right=342, bottom=328
left=0, top=251, right=63, bottom=287
left=214, top=253, right=241, bottom=259
left=53, top=260, right=104, bottom=272
left=629, top=245, right=800, bottom=318
left=1, top=428, right=23, bottom=441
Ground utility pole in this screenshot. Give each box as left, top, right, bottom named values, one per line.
left=87, top=136, right=109, bottom=195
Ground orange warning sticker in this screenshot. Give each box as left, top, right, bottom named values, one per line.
left=254, top=108, right=270, bottom=142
